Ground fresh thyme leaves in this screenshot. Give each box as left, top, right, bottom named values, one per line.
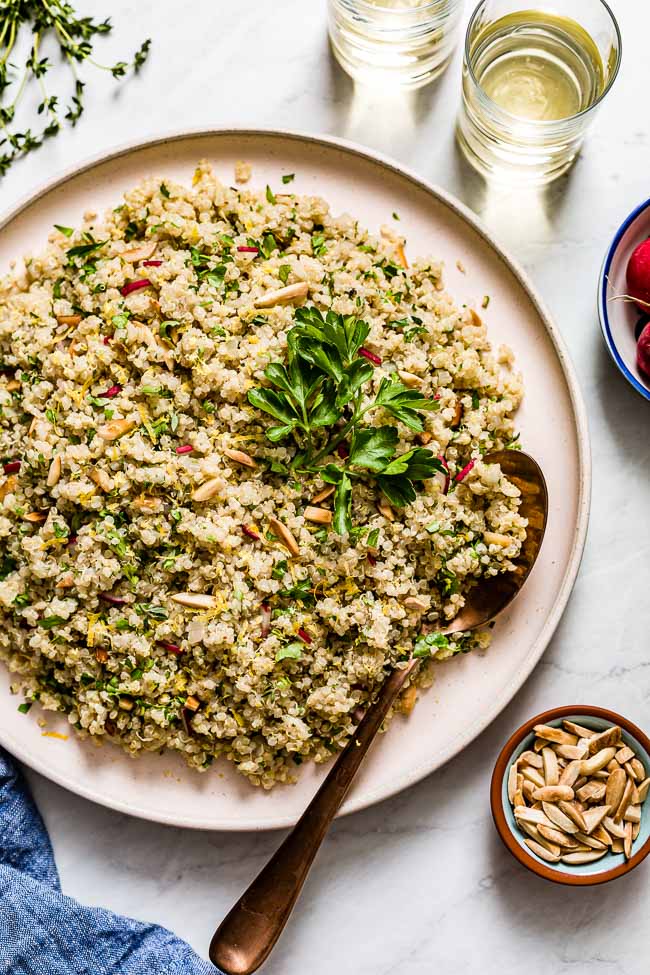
left=0, top=4, right=150, bottom=176
left=248, top=305, right=443, bottom=533
left=281, top=173, right=295, bottom=184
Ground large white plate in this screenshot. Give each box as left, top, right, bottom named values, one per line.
left=0, top=130, right=590, bottom=830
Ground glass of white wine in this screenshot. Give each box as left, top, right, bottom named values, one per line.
left=328, top=0, right=465, bottom=90
left=456, top=0, right=622, bottom=184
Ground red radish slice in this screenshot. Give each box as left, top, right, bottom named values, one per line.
left=120, top=279, right=152, bottom=297
left=638, top=321, right=650, bottom=377
left=3, top=461, right=20, bottom=474
left=175, top=445, right=194, bottom=455
left=98, top=384, right=122, bottom=398
left=627, top=239, right=650, bottom=312
left=260, top=603, right=272, bottom=638
left=242, top=525, right=261, bottom=541
left=297, top=627, right=312, bottom=644
left=359, top=347, right=382, bottom=365
left=157, top=640, right=183, bottom=655
left=99, top=592, right=126, bottom=605
left=455, top=459, right=475, bottom=483
left=238, top=246, right=259, bottom=253
left=336, top=442, right=349, bottom=460
left=142, top=260, right=163, bottom=267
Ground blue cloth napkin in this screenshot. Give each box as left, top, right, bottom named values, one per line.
left=0, top=747, right=221, bottom=975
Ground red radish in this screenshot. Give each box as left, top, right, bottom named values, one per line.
left=120, top=279, right=152, bottom=297
left=242, top=525, right=260, bottom=541
left=336, top=442, right=349, bottom=460
left=98, top=384, right=122, bottom=398
left=626, top=239, right=650, bottom=312
left=367, top=553, right=377, bottom=566
left=437, top=454, right=450, bottom=495
left=157, top=640, right=183, bottom=655
left=260, top=603, right=271, bottom=638
left=3, top=461, right=20, bottom=474
left=297, top=627, right=312, bottom=644
left=455, top=459, right=475, bottom=483
left=175, top=445, right=193, bottom=455
left=638, top=321, right=650, bottom=378
left=359, top=347, right=382, bottom=365
left=142, top=260, right=162, bottom=267
left=99, top=592, right=126, bottom=606
left=237, top=246, right=259, bottom=254
left=103, top=336, right=111, bottom=345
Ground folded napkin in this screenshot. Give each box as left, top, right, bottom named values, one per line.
left=0, top=748, right=220, bottom=975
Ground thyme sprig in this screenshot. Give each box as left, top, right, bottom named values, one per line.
left=0, top=1, right=150, bottom=176
left=248, top=306, right=446, bottom=534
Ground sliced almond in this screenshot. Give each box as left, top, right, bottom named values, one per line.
left=605, top=767, right=627, bottom=810
left=576, top=781, right=607, bottom=804
left=624, top=821, right=633, bottom=859
left=402, top=596, right=428, bottom=612
left=192, top=477, right=223, bottom=502
left=483, top=530, right=512, bottom=548
left=520, top=766, right=546, bottom=789
left=611, top=838, right=624, bottom=854
left=532, top=784, right=574, bottom=803
left=254, top=281, right=309, bottom=308
left=507, top=763, right=519, bottom=804
left=555, top=743, right=588, bottom=761
left=632, top=822, right=640, bottom=840
left=562, top=850, right=607, bottom=865
left=416, top=431, right=433, bottom=446
left=533, top=724, right=577, bottom=746
left=513, top=806, right=553, bottom=827
left=537, top=824, right=581, bottom=849
left=582, top=804, right=611, bottom=834
left=542, top=747, right=559, bottom=786
left=533, top=737, right=547, bottom=752
left=562, top=720, right=596, bottom=738
left=631, top=757, right=646, bottom=780
left=55, top=573, right=75, bottom=589
left=89, top=468, right=114, bottom=493
left=574, top=831, right=606, bottom=850
left=6, top=378, right=20, bottom=391
left=396, top=242, right=408, bottom=270
left=522, top=780, right=536, bottom=804
left=24, top=511, right=48, bottom=523
left=223, top=447, right=256, bottom=469
left=268, top=516, right=300, bottom=557
left=542, top=802, right=580, bottom=835
left=95, top=647, right=109, bottom=664
left=558, top=800, right=588, bottom=832
left=311, top=485, right=335, bottom=504
left=603, top=816, right=626, bottom=839
left=304, top=506, right=332, bottom=525
left=579, top=747, right=617, bottom=777
left=46, top=454, right=62, bottom=488
left=592, top=825, right=613, bottom=847
left=399, top=684, right=417, bottom=714
left=518, top=750, right=544, bottom=769
left=397, top=370, right=422, bottom=388
left=559, top=761, right=583, bottom=789
left=524, top=839, right=560, bottom=863
left=613, top=777, right=634, bottom=823
left=98, top=418, right=136, bottom=440
left=624, top=761, right=639, bottom=782
left=184, top=695, right=200, bottom=712
left=623, top=804, right=641, bottom=824
left=170, top=592, right=216, bottom=610
left=0, top=475, right=17, bottom=501
left=587, top=726, right=621, bottom=754
left=637, top=777, right=650, bottom=803
left=56, top=314, right=82, bottom=327
left=121, top=241, right=157, bottom=262
left=616, top=745, right=635, bottom=765
left=376, top=501, right=395, bottom=522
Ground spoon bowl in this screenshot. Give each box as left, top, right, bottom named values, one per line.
left=210, top=449, right=548, bottom=975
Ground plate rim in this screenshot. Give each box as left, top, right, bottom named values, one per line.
left=0, top=127, right=592, bottom=829
left=598, top=195, right=650, bottom=403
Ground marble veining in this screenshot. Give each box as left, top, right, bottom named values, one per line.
left=3, top=1, right=648, bottom=971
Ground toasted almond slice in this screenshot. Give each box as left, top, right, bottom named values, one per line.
left=624, top=821, right=633, bottom=859
left=121, top=241, right=157, bottom=262
left=254, top=281, right=309, bottom=308
left=562, top=720, right=597, bottom=738
left=574, top=831, right=606, bottom=850
left=5, top=378, right=20, bottom=391
left=607, top=758, right=621, bottom=773
left=562, top=850, right=607, bottom=865
left=483, top=531, right=513, bottom=548
left=311, top=485, right=335, bottom=504
left=507, top=763, right=519, bottom=804
left=513, top=786, right=525, bottom=808
left=555, top=743, right=588, bottom=761
left=632, top=822, right=640, bottom=840
left=170, top=592, right=216, bottom=610
left=376, top=501, right=395, bottom=522
left=304, top=506, right=333, bottom=525
left=184, top=695, right=200, bottom=712
left=517, top=820, right=543, bottom=843
left=587, top=726, right=622, bottom=755
left=637, top=777, right=650, bottom=803
left=623, top=804, right=641, bottom=824
left=89, top=468, right=114, bottom=493
left=518, top=750, right=543, bottom=769
left=268, top=516, right=300, bottom=557
left=46, top=454, right=62, bottom=488
left=582, top=804, right=611, bottom=834
left=613, top=777, right=634, bottom=823
left=397, top=370, right=422, bottom=388
left=559, top=760, right=582, bottom=788
left=55, top=573, right=75, bottom=589
left=98, top=418, right=136, bottom=440
left=522, top=780, right=536, bottom=804
left=576, top=781, right=607, bottom=804
left=416, top=431, right=433, bottom=446
left=603, top=816, right=626, bottom=839
left=524, top=839, right=560, bottom=862
left=611, top=838, right=625, bottom=853
left=542, top=802, right=580, bottom=834
left=537, top=824, right=581, bottom=849
left=631, top=785, right=641, bottom=804
left=605, top=767, right=627, bottom=810
left=592, top=824, right=613, bottom=846
left=616, top=745, right=635, bottom=765
left=579, top=747, right=617, bottom=776
left=532, top=784, right=574, bottom=803
left=520, top=766, right=546, bottom=789
left=533, top=737, right=547, bottom=753
left=402, top=596, right=428, bottom=612
left=56, top=314, right=82, bottom=326
left=514, top=806, right=553, bottom=827
left=533, top=724, right=578, bottom=746
left=624, top=761, right=639, bottom=782
left=0, top=475, right=17, bottom=501
left=192, top=477, right=224, bottom=502
left=573, top=776, right=588, bottom=791
left=631, top=757, right=646, bottom=780
left=542, top=747, right=559, bottom=786
left=223, top=447, right=257, bottom=469
left=396, top=242, right=408, bottom=270
left=24, top=511, right=48, bottom=523
left=558, top=800, right=588, bottom=832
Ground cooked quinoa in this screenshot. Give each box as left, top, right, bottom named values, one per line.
left=0, top=162, right=526, bottom=787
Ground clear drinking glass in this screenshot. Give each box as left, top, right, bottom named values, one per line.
left=456, top=0, right=622, bottom=184
left=328, top=0, right=465, bottom=90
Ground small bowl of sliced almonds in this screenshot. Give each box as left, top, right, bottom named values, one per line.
left=491, top=706, right=650, bottom=885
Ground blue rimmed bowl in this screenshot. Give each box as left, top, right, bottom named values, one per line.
left=598, top=198, right=650, bottom=402
left=491, top=706, right=650, bottom=886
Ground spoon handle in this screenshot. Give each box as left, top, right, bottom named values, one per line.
left=209, top=660, right=417, bottom=975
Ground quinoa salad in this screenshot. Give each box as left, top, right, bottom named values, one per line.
left=0, top=162, right=526, bottom=788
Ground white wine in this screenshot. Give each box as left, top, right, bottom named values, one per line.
left=471, top=13, right=605, bottom=121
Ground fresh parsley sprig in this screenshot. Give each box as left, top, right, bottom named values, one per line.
left=248, top=306, right=445, bottom=533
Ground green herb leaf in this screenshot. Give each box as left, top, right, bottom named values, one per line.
left=54, top=224, right=74, bottom=237
left=348, top=426, right=398, bottom=472
left=281, top=174, right=295, bottom=184
left=266, top=185, right=276, bottom=204
left=333, top=472, right=352, bottom=535
left=276, top=642, right=303, bottom=662
left=37, top=615, right=65, bottom=629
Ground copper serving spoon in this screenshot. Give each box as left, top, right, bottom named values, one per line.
left=210, top=449, right=548, bottom=975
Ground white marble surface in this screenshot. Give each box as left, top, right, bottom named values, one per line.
left=2, top=1, right=649, bottom=972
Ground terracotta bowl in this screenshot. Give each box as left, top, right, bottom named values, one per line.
left=491, top=706, right=650, bottom=886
